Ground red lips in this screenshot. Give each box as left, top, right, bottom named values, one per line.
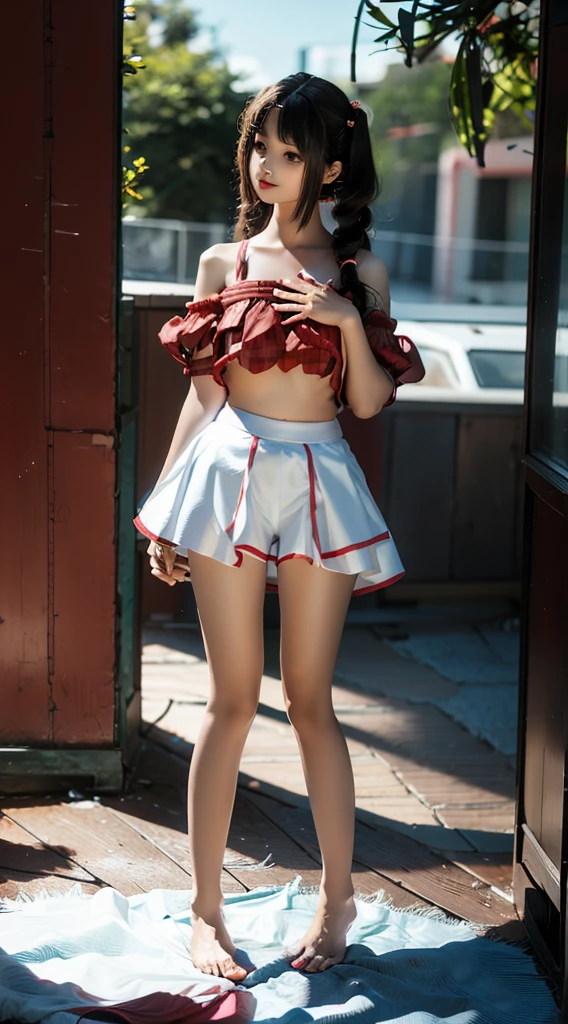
left=258, top=179, right=276, bottom=190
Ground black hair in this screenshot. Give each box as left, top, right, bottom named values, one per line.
left=234, top=72, right=382, bottom=317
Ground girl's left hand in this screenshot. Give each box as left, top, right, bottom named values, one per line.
left=272, top=273, right=356, bottom=328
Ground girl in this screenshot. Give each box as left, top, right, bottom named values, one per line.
left=134, top=73, right=423, bottom=981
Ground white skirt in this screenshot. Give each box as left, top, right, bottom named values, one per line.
left=134, top=402, right=405, bottom=596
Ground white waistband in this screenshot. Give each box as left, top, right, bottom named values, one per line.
left=215, top=403, right=343, bottom=443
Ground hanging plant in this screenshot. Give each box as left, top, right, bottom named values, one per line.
left=351, top=1, right=539, bottom=167
left=121, top=3, right=149, bottom=207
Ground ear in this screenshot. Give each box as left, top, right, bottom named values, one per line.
left=323, top=160, right=342, bottom=185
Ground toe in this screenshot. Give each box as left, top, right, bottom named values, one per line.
left=317, top=956, right=340, bottom=972
left=221, top=958, right=248, bottom=981
left=291, top=955, right=308, bottom=970
left=292, top=945, right=317, bottom=971
left=305, top=954, right=325, bottom=973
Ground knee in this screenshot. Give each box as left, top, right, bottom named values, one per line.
left=207, top=688, right=259, bottom=730
left=283, top=687, right=336, bottom=735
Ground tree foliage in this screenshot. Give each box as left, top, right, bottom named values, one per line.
left=365, top=59, right=453, bottom=184
left=122, top=1, right=246, bottom=222
left=353, top=1, right=538, bottom=167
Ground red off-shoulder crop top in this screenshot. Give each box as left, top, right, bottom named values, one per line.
left=158, top=240, right=425, bottom=408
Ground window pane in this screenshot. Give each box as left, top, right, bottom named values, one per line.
left=469, top=350, right=526, bottom=389
left=531, top=165, right=568, bottom=475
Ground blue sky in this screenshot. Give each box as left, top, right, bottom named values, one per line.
left=189, top=0, right=411, bottom=90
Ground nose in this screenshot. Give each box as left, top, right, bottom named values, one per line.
left=259, top=155, right=272, bottom=176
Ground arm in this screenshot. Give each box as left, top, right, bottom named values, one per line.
left=145, top=246, right=227, bottom=585
left=153, top=246, right=228, bottom=486
left=339, top=252, right=394, bottom=419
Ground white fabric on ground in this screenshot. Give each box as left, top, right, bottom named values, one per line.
left=0, top=877, right=558, bottom=1023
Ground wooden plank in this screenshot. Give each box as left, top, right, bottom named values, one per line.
left=0, top=815, right=96, bottom=882
left=52, top=433, right=116, bottom=745
left=334, top=705, right=516, bottom=806
left=0, top=749, right=123, bottom=794
left=523, top=497, right=568, bottom=861
left=450, top=850, right=513, bottom=895
left=1, top=1, right=50, bottom=744
left=452, top=415, right=522, bottom=580
left=351, top=821, right=514, bottom=925
left=245, top=792, right=440, bottom=914
left=104, top=793, right=246, bottom=896
left=224, top=793, right=323, bottom=890
left=2, top=801, right=193, bottom=895
left=117, top=740, right=321, bottom=891
left=49, top=0, right=116, bottom=431
left=0, top=870, right=102, bottom=902
left=521, top=824, right=561, bottom=912
left=245, top=790, right=513, bottom=924
left=437, top=804, right=515, bottom=834
left=386, top=411, right=456, bottom=581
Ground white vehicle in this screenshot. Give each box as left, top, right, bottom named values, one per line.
left=395, top=321, right=528, bottom=404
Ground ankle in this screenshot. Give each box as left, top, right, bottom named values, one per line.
left=319, top=882, right=355, bottom=907
left=190, top=893, right=224, bottom=920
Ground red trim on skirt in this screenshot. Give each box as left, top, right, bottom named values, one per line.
left=225, top=435, right=259, bottom=534
left=133, top=516, right=176, bottom=548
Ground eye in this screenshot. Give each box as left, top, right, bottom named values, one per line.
left=253, top=138, right=266, bottom=151
left=284, top=151, right=302, bottom=163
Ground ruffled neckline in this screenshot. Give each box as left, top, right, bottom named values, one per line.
left=213, top=279, right=396, bottom=327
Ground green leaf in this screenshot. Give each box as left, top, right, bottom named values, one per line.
left=364, top=3, right=397, bottom=29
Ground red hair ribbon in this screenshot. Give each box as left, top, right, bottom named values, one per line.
left=347, top=100, right=361, bottom=128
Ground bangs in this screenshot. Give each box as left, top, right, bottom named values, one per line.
left=276, top=92, right=325, bottom=160
left=276, top=92, right=327, bottom=228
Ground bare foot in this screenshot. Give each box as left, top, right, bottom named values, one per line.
left=190, top=905, right=248, bottom=980
left=286, top=893, right=357, bottom=973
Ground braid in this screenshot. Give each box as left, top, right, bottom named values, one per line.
left=332, top=104, right=381, bottom=318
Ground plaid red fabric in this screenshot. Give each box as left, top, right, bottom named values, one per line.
left=157, top=246, right=424, bottom=407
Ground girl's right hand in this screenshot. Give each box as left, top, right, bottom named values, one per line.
left=147, top=540, right=190, bottom=586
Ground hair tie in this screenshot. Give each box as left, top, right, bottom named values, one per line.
left=347, top=100, right=361, bottom=128
left=341, top=258, right=358, bottom=268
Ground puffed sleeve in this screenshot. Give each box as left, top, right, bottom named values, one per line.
left=363, top=310, right=425, bottom=406
left=158, top=295, right=224, bottom=376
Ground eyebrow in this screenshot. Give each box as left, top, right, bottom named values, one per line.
left=254, top=126, right=299, bottom=151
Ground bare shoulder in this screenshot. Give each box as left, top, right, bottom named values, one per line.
left=200, top=241, right=240, bottom=264
left=356, top=250, right=390, bottom=293
left=194, top=242, right=240, bottom=300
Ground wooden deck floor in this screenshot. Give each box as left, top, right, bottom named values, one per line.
left=0, top=624, right=519, bottom=935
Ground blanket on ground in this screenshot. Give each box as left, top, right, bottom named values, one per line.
left=0, top=877, right=558, bottom=1024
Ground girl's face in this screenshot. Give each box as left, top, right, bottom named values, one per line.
left=249, top=107, right=305, bottom=205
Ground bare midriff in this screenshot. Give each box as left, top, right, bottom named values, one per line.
left=222, top=358, right=339, bottom=422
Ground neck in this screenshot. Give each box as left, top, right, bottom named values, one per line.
left=259, top=201, right=331, bottom=250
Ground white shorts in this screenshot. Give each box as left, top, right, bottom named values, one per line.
left=134, top=402, right=404, bottom=596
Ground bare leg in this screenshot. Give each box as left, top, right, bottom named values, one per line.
left=277, top=558, right=358, bottom=973
left=186, top=549, right=267, bottom=979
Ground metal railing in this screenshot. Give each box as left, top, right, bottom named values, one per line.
left=122, top=217, right=227, bottom=284
left=121, top=217, right=530, bottom=304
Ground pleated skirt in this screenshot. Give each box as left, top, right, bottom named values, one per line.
left=134, top=402, right=405, bottom=595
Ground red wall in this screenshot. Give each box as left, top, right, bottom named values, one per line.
left=1, top=2, right=120, bottom=744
